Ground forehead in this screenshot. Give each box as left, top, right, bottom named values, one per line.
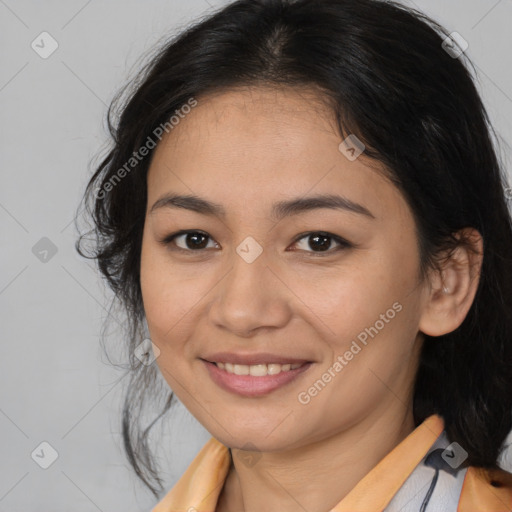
left=146, top=86, right=404, bottom=222
left=155, top=86, right=339, bottom=158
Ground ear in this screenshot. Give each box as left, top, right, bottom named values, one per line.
left=418, top=228, right=484, bottom=337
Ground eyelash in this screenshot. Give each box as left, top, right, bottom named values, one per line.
left=158, top=230, right=352, bottom=256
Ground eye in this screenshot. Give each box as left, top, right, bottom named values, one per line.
left=289, top=231, right=351, bottom=255
left=159, top=230, right=219, bottom=251
left=159, top=230, right=352, bottom=255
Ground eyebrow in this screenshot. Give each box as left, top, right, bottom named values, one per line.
left=150, top=193, right=375, bottom=220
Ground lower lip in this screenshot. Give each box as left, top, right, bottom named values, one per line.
left=202, top=360, right=313, bottom=397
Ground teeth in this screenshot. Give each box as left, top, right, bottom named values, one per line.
left=249, top=364, right=267, bottom=377
left=234, top=364, right=249, bottom=376
left=215, top=362, right=303, bottom=376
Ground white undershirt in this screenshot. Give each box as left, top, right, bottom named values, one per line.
left=385, top=431, right=468, bottom=512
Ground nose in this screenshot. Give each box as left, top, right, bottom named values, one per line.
left=207, top=249, right=293, bottom=337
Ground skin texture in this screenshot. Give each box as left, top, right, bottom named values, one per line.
left=139, top=86, right=483, bottom=512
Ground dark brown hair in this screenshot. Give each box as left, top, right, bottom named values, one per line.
left=76, top=0, right=512, bottom=497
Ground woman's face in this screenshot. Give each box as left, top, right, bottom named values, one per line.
left=140, top=86, right=430, bottom=451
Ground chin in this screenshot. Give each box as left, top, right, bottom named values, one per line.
left=209, top=427, right=303, bottom=453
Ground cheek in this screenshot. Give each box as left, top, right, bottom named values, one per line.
left=290, top=252, right=416, bottom=340
left=141, top=266, right=195, bottom=322
left=140, top=240, right=188, bottom=340
left=287, top=234, right=422, bottom=382
left=139, top=240, right=218, bottom=360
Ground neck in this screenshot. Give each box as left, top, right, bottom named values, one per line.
left=218, top=402, right=416, bottom=512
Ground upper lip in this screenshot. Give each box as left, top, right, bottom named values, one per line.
left=202, top=352, right=312, bottom=366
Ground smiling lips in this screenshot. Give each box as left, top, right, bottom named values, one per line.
left=201, top=352, right=313, bottom=396
left=202, top=352, right=310, bottom=376
left=215, top=361, right=303, bottom=376
left=202, top=351, right=311, bottom=366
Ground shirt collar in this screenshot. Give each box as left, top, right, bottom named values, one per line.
left=152, top=414, right=444, bottom=512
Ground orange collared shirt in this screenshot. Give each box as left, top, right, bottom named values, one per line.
left=153, top=414, right=512, bottom=512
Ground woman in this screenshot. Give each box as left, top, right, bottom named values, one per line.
left=76, top=0, right=512, bottom=510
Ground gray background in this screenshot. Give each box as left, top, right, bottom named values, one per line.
left=1, top=1, right=511, bottom=510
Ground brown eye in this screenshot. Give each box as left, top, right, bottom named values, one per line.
left=291, top=232, right=351, bottom=254
left=160, top=231, right=219, bottom=251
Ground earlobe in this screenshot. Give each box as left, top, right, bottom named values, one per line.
left=418, top=228, right=484, bottom=337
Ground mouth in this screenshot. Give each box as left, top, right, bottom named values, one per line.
left=208, top=360, right=304, bottom=375
left=200, top=358, right=313, bottom=397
